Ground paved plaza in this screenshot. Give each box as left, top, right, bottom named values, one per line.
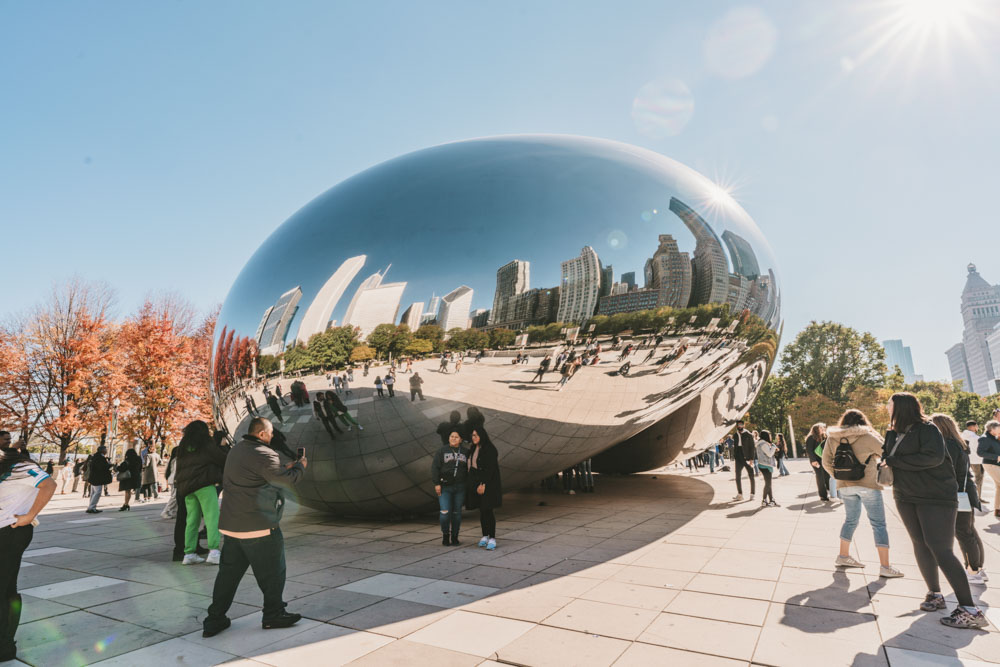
left=10, top=460, right=1000, bottom=667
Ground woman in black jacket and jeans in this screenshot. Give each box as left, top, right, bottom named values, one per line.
left=466, top=427, right=502, bottom=550
left=884, top=393, right=986, bottom=629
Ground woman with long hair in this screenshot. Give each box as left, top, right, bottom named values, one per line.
left=884, top=393, right=986, bottom=628
left=822, top=409, right=902, bottom=577
left=806, top=423, right=832, bottom=502
left=466, top=427, right=503, bottom=550
left=174, top=420, right=229, bottom=566
left=930, top=413, right=987, bottom=585
left=775, top=433, right=791, bottom=476
left=755, top=430, right=778, bottom=507
left=0, top=447, right=56, bottom=662
left=116, top=448, right=142, bottom=511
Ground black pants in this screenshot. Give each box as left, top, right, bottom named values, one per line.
left=0, top=525, right=33, bottom=659
left=319, top=416, right=339, bottom=439
left=734, top=459, right=755, bottom=495
left=387, top=384, right=395, bottom=397
left=813, top=466, right=830, bottom=501
left=480, top=504, right=496, bottom=539
left=759, top=467, right=773, bottom=502
left=207, top=528, right=287, bottom=625
left=896, top=500, right=974, bottom=607
left=955, top=510, right=984, bottom=571
left=410, top=388, right=424, bottom=401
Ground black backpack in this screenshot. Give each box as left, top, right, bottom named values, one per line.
left=832, top=438, right=870, bottom=481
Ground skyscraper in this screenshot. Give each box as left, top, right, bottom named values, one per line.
left=948, top=264, right=1000, bottom=395
left=295, top=255, right=366, bottom=344
left=600, top=263, right=614, bottom=299
left=423, top=295, right=441, bottom=324
left=343, top=268, right=407, bottom=339
left=883, top=339, right=920, bottom=384
left=438, top=285, right=474, bottom=332
left=648, top=234, right=692, bottom=309
left=670, top=197, right=729, bottom=306
left=946, top=343, right=973, bottom=392
left=621, top=271, right=636, bottom=291
left=259, top=287, right=303, bottom=356
left=400, top=302, right=424, bottom=331
left=557, top=246, right=601, bottom=324
left=490, top=260, right=529, bottom=325
left=254, top=306, right=274, bottom=343
left=722, top=230, right=760, bottom=280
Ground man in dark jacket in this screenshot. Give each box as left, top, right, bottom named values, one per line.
left=203, top=418, right=306, bottom=638
left=732, top=421, right=756, bottom=501
left=85, top=446, right=112, bottom=513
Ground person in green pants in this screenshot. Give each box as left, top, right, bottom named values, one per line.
left=174, top=421, right=230, bottom=565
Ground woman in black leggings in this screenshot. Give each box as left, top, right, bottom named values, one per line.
left=466, top=427, right=503, bottom=551
left=884, top=393, right=986, bottom=629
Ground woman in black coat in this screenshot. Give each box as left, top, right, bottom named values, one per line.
left=466, top=426, right=502, bottom=550
left=116, top=448, right=142, bottom=511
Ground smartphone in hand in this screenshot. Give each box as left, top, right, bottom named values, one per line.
left=296, top=447, right=305, bottom=460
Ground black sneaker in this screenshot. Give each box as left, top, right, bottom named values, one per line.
left=450, top=534, right=461, bottom=546
left=202, top=616, right=231, bottom=637
left=442, top=534, right=450, bottom=546
left=262, top=612, right=302, bottom=629
left=920, top=593, right=947, bottom=611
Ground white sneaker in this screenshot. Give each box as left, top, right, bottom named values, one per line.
left=732, top=494, right=744, bottom=501
left=358, top=425, right=364, bottom=431
left=967, top=570, right=985, bottom=585
left=206, top=549, right=222, bottom=565
left=880, top=565, right=904, bottom=578
left=182, top=553, right=206, bottom=565
left=486, top=538, right=497, bottom=550
left=836, top=555, right=865, bottom=568
left=478, top=536, right=489, bottom=548
left=981, top=570, right=989, bottom=582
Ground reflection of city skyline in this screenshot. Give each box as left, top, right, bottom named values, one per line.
left=250, top=195, right=779, bottom=353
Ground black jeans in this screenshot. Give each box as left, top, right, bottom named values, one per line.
left=734, top=459, right=755, bottom=495
left=955, top=510, right=984, bottom=571
left=479, top=504, right=497, bottom=539
left=896, top=500, right=974, bottom=607
left=813, top=465, right=830, bottom=501
left=207, top=527, right=287, bottom=625
left=0, top=525, right=33, bottom=658
left=759, top=467, right=774, bottom=502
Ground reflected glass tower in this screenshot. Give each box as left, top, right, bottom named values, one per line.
left=438, top=286, right=474, bottom=331
left=557, top=246, right=601, bottom=324
left=670, top=197, right=728, bottom=306
left=949, top=264, right=1000, bottom=395
left=258, top=287, right=302, bottom=355
left=343, top=268, right=407, bottom=339
left=490, top=260, right=530, bottom=326
left=722, top=230, right=760, bottom=280
left=400, top=302, right=424, bottom=330
left=296, top=255, right=366, bottom=344
left=648, top=234, right=692, bottom=309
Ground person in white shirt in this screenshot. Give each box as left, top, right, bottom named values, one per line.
left=0, top=448, right=56, bottom=661
left=962, top=421, right=987, bottom=511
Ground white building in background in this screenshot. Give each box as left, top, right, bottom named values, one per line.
left=946, top=264, right=1000, bottom=396
left=490, top=259, right=530, bottom=325
left=557, top=246, right=601, bottom=324
left=422, top=295, right=441, bottom=324
left=946, top=343, right=973, bottom=392
left=295, top=255, right=366, bottom=344
left=343, top=268, right=407, bottom=340
left=400, top=302, right=424, bottom=330
left=254, top=306, right=274, bottom=343
left=259, top=287, right=303, bottom=356
left=438, top=286, right=474, bottom=332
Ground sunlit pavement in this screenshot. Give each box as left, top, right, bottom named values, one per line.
left=12, top=460, right=1000, bottom=667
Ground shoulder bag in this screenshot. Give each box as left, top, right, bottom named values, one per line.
left=957, top=460, right=972, bottom=512
left=877, top=431, right=906, bottom=487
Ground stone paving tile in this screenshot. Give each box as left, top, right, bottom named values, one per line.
left=612, top=642, right=746, bottom=666
left=638, top=611, right=761, bottom=660
left=406, top=610, right=533, bottom=657
left=683, top=572, right=776, bottom=601
left=181, top=613, right=325, bottom=655
left=88, top=589, right=258, bottom=636
left=344, top=639, right=480, bottom=667
left=238, top=623, right=393, bottom=666
left=396, top=579, right=498, bottom=608
left=338, top=573, right=437, bottom=598
left=17, top=610, right=173, bottom=667
left=332, top=598, right=453, bottom=637
left=666, top=590, right=769, bottom=625
left=91, top=637, right=238, bottom=666
left=579, top=579, right=679, bottom=611
left=754, top=602, right=887, bottom=666
left=18, top=595, right=76, bottom=623
left=496, top=625, right=629, bottom=666
left=292, top=588, right=386, bottom=622
left=542, top=598, right=658, bottom=640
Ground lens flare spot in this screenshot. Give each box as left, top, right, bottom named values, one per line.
left=704, top=6, right=778, bottom=79
left=606, top=230, right=628, bottom=250
left=631, top=79, right=694, bottom=139
left=640, top=211, right=653, bottom=222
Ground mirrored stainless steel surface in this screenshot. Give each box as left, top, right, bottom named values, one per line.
left=212, top=135, right=781, bottom=516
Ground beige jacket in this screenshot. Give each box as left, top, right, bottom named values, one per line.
left=821, top=425, right=884, bottom=490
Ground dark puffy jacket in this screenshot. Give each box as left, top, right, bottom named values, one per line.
left=466, top=442, right=502, bottom=510
left=88, top=453, right=113, bottom=486
left=977, top=433, right=1000, bottom=466
left=175, top=442, right=230, bottom=497
left=884, top=422, right=957, bottom=506
left=737, top=430, right=756, bottom=460
left=431, top=445, right=469, bottom=486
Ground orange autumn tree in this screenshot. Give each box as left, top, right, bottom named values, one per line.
left=0, top=321, right=54, bottom=442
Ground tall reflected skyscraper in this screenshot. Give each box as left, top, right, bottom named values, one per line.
left=400, top=302, right=424, bottom=331
left=259, top=287, right=303, bottom=355
left=296, top=255, right=366, bottom=344
left=669, top=197, right=728, bottom=306
left=438, top=286, right=474, bottom=331
left=254, top=306, right=274, bottom=343
left=423, top=294, right=441, bottom=324
left=621, top=271, right=636, bottom=291
left=490, top=260, right=529, bottom=325
left=343, top=268, right=407, bottom=339
left=648, top=234, right=692, bottom=309
left=722, top=230, right=760, bottom=280
left=557, top=246, right=601, bottom=324
left=947, top=343, right=973, bottom=392
left=600, top=263, right=614, bottom=299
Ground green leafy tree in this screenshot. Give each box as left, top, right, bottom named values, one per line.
left=366, top=323, right=397, bottom=359
left=258, top=354, right=279, bottom=375
left=779, top=321, right=887, bottom=402
left=307, top=326, right=360, bottom=368
left=747, top=375, right=796, bottom=436
left=283, top=345, right=314, bottom=372
left=788, top=391, right=844, bottom=445
left=488, top=328, right=516, bottom=349
left=349, top=345, right=375, bottom=363
left=403, top=338, right=434, bottom=356
left=389, top=324, right=414, bottom=358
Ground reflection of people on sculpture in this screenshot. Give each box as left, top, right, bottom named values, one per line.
left=557, top=360, right=576, bottom=390
left=384, top=373, right=395, bottom=397
left=275, top=383, right=288, bottom=406
left=373, top=376, right=384, bottom=397
left=618, top=361, right=631, bottom=377
left=432, top=429, right=469, bottom=546
left=438, top=353, right=449, bottom=373
left=324, top=391, right=363, bottom=431
left=312, top=393, right=340, bottom=440
left=437, top=411, right=463, bottom=445
left=530, top=355, right=551, bottom=382
left=466, top=427, right=502, bottom=550
left=464, top=406, right=485, bottom=436
left=409, top=372, right=425, bottom=401
left=265, top=392, right=284, bottom=424
left=244, top=394, right=258, bottom=418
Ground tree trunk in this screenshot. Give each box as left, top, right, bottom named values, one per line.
left=59, top=434, right=72, bottom=464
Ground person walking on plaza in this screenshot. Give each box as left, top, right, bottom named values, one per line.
left=116, top=448, right=142, bottom=511
left=821, top=409, right=903, bottom=577
left=161, top=450, right=178, bottom=520
left=71, top=458, right=83, bottom=493
left=977, top=420, right=1000, bottom=519
left=732, top=421, right=756, bottom=501
left=202, top=418, right=306, bottom=637
left=175, top=421, right=229, bottom=566
left=0, top=446, right=56, bottom=663
left=244, top=394, right=258, bottom=418
left=433, top=428, right=469, bottom=546
left=530, top=355, right=551, bottom=383
left=384, top=373, right=395, bottom=397
left=467, top=427, right=502, bottom=550
left=439, top=354, right=449, bottom=373
left=57, top=461, right=73, bottom=494
left=265, top=392, right=284, bottom=424
left=807, top=422, right=832, bottom=502
left=410, top=372, right=426, bottom=401
left=883, top=393, right=987, bottom=629
left=312, top=393, right=341, bottom=440
left=775, top=433, right=791, bottom=476
left=960, top=421, right=985, bottom=509
left=930, top=413, right=987, bottom=585
left=81, top=454, right=92, bottom=497
left=140, top=444, right=161, bottom=501
left=275, top=383, right=288, bottom=406
left=324, top=391, right=363, bottom=431
left=374, top=375, right=384, bottom=397
left=756, top=431, right=778, bottom=507
left=85, top=445, right=112, bottom=513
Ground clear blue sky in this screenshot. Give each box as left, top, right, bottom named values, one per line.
left=2, top=0, right=998, bottom=380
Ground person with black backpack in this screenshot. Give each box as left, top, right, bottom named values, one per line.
left=822, top=409, right=904, bottom=578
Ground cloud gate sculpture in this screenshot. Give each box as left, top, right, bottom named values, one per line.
left=212, top=135, right=781, bottom=516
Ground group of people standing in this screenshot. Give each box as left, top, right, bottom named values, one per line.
left=728, top=420, right=791, bottom=506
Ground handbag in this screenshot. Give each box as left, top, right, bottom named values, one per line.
left=957, top=461, right=972, bottom=513
left=877, top=431, right=906, bottom=487
left=116, top=469, right=132, bottom=482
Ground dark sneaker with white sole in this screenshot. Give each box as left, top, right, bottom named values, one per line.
left=920, top=593, right=947, bottom=611
left=940, top=607, right=988, bottom=629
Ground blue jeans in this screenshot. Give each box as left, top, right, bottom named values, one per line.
left=839, top=486, right=889, bottom=548
left=439, top=484, right=465, bottom=536
left=777, top=458, right=789, bottom=476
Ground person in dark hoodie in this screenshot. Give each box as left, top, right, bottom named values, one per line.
left=175, top=420, right=230, bottom=566
left=883, top=393, right=986, bottom=629
left=466, top=426, right=502, bottom=550
left=731, top=420, right=756, bottom=502
left=431, top=428, right=469, bottom=546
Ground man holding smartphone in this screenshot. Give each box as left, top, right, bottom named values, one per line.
left=202, top=417, right=307, bottom=637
